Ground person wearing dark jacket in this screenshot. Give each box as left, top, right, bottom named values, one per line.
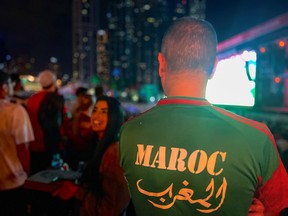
left=27, top=69, right=65, bottom=174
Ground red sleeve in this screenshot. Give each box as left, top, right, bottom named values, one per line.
left=98, top=143, right=131, bottom=215
left=256, top=160, right=288, bottom=214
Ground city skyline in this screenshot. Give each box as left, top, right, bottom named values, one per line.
left=0, top=0, right=287, bottom=77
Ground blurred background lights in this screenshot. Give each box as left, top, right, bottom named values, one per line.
left=26, top=75, right=36, bottom=82
left=6, top=55, right=11, bottom=61
left=97, top=29, right=105, bottom=35
left=81, top=9, right=88, bottom=15
left=83, top=37, right=88, bottom=42
left=259, top=47, right=266, bottom=53
left=149, top=96, right=156, bottom=103
left=278, top=40, right=285, bottom=48
left=120, top=91, right=128, bottom=98
left=274, top=76, right=281, bottom=84
left=131, top=94, right=139, bottom=102
left=50, top=57, right=58, bottom=63
left=147, top=17, right=156, bottom=23
left=242, top=50, right=257, bottom=61
left=143, top=4, right=151, bottom=10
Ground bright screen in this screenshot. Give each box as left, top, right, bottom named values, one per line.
left=205, top=50, right=256, bottom=107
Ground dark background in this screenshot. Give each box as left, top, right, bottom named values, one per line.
left=0, top=0, right=287, bottom=75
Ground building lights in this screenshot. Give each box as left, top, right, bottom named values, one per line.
left=259, top=47, right=266, bottom=53
left=274, top=76, right=281, bottom=84
left=50, top=57, right=58, bottom=63
left=143, top=4, right=151, bottom=10
left=147, top=17, right=156, bottom=23
left=278, top=40, right=285, bottom=48
left=81, top=9, right=88, bottom=15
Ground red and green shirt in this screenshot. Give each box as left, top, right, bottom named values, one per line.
left=120, top=96, right=288, bottom=216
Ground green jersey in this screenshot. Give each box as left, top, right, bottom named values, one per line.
left=120, top=97, right=288, bottom=216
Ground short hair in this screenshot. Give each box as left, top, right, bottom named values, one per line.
left=0, top=70, right=10, bottom=86
left=75, top=87, right=88, bottom=96
left=79, top=93, right=93, bottom=110
left=37, top=70, right=56, bottom=89
left=161, top=17, right=218, bottom=75
left=95, top=85, right=104, bottom=98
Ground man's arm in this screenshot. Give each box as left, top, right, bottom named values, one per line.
left=16, top=143, right=30, bottom=174
left=248, top=198, right=265, bottom=216
left=248, top=198, right=280, bottom=216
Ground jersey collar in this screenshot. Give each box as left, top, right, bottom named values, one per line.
left=157, top=96, right=211, bottom=106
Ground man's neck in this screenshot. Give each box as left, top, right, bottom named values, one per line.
left=164, top=72, right=207, bottom=98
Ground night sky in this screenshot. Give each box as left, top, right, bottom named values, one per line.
left=0, top=0, right=287, bottom=75
left=0, top=0, right=72, bottom=74
left=206, top=0, right=288, bottom=42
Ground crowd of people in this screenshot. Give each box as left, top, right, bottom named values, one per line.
left=0, top=68, right=132, bottom=215
left=1, top=16, right=288, bottom=216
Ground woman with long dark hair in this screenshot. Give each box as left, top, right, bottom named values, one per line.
left=79, top=96, right=130, bottom=215
left=53, top=96, right=130, bottom=216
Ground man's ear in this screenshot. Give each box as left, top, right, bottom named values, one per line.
left=158, top=52, right=166, bottom=78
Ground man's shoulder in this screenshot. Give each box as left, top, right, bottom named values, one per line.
left=37, top=91, right=64, bottom=112
left=1, top=101, right=27, bottom=117
left=123, top=106, right=155, bottom=126
left=29, top=90, right=47, bottom=97
left=212, top=106, right=269, bottom=134
left=27, top=91, right=47, bottom=103
left=2, top=100, right=21, bottom=109
left=41, top=91, right=64, bottom=103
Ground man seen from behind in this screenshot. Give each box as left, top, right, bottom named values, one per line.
left=119, top=17, right=288, bottom=216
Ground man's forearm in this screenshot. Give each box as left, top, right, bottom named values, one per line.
left=16, top=143, right=30, bottom=174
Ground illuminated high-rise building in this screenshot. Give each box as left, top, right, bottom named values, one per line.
left=72, top=0, right=206, bottom=87
left=96, top=30, right=110, bottom=84
left=188, top=0, right=206, bottom=20
left=72, top=0, right=97, bottom=83
left=106, top=0, right=206, bottom=90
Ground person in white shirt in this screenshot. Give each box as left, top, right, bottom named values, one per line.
left=0, top=70, right=34, bottom=216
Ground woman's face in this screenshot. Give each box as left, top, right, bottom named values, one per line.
left=91, top=100, right=108, bottom=134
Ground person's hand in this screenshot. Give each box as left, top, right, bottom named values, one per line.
left=248, top=198, right=264, bottom=216
left=52, top=180, right=79, bottom=200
